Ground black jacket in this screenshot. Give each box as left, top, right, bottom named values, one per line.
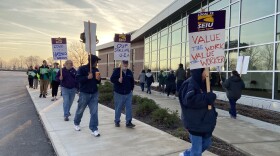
left=222, top=75, right=245, bottom=100
left=110, top=68, right=134, bottom=95
left=179, top=68, right=217, bottom=137
left=76, top=65, right=100, bottom=94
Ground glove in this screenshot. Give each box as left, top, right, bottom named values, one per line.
left=206, top=92, right=216, bottom=104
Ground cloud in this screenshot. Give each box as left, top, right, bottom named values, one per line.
left=10, top=22, right=53, bottom=37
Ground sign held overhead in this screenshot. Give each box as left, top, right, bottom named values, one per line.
left=51, top=38, right=67, bottom=60
left=114, top=34, right=131, bottom=61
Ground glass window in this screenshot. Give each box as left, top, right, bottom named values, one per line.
left=209, top=0, right=229, bottom=11
left=224, top=7, right=229, bottom=28
left=160, top=48, right=167, bottom=60
left=185, top=56, right=190, bottom=68
left=182, top=27, right=186, bottom=42
left=278, top=0, right=280, bottom=12
left=152, top=34, right=157, bottom=40
left=151, top=51, right=158, bottom=62
left=210, top=72, right=228, bottom=91
left=241, top=0, right=274, bottom=23
left=168, top=33, right=172, bottom=46
left=274, top=72, right=280, bottom=100
left=171, top=44, right=181, bottom=58
left=276, top=15, right=280, bottom=41
left=241, top=72, right=272, bottom=99
left=229, top=27, right=238, bottom=48
left=170, top=58, right=181, bottom=70
left=151, top=39, right=157, bottom=51
left=145, top=37, right=150, bottom=45
left=231, top=0, right=238, bottom=3
left=240, top=44, right=274, bottom=70
left=159, top=60, right=168, bottom=71
left=172, top=29, right=181, bottom=45
left=151, top=61, right=157, bottom=71
left=276, top=43, right=280, bottom=70
left=145, top=44, right=149, bottom=53
left=182, top=43, right=186, bottom=57
left=172, top=20, right=182, bottom=31
left=225, top=29, right=229, bottom=49
left=228, top=49, right=238, bottom=70
left=145, top=52, right=150, bottom=62
left=230, top=2, right=239, bottom=27
left=161, top=28, right=168, bottom=36
left=144, top=62, right=149, bottom=70
left=240, top=17, right=274, bottom=47
left=160, top=35, right=168, bottom=49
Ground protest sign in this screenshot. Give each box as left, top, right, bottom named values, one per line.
left=40, top=68, right=48, bottom=74
left=84, top=21, right=97, bottom=55
left=28, top=71, right=36, bottom=77
left=52, top=38, right=67, bottom=60
left=236, top=56, right=250, bottom=75
left=188, top=10, right=226, bottom=70
left=114, top=34, right=131, bottom=61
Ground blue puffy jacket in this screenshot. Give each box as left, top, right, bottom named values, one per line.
left=179, top=68, right=217, bottom=136
left=110, top=68, right=134, bottom=95
left=76, top=65, right=101, bottom=94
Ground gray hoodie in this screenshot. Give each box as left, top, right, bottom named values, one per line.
left=138, top=73, right=146, bottom=83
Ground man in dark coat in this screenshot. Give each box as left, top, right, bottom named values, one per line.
left=221, top=70, right=245, bottom=119
left=179, top=68, right=217, bottom=156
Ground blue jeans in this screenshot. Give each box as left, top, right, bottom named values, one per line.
left=61, top=87, right=76, bottom=117
left=146, top=84, right=151, bottom=93
left=229, top=99, right=237, bottom=117
left=140, top=83, right=145, bottom=91
left=183, top=134, right=212, bottom=156
left=114, top=92, right=132, bottom=124
left=74, top=92, right=99, bottom=131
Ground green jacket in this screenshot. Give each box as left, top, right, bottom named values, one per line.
left=49, top=68, right=60, bottom=82
left=158, top=73, right=166, bottom=85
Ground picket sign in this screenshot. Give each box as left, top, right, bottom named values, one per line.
left=51, top=38, right=67, bottom=76
left=236, top=56, right=250, bottom=77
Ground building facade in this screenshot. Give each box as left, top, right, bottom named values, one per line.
left=97, top=0, right=280, bottom=112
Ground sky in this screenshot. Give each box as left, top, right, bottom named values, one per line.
left=0, top=0, right=174, bottom=61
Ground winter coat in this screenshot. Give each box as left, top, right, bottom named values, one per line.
left=50, top=68, right=60, bottom=82
left=56, top=67, right=78, bottom=89
left=222, top=75, right=245, bottom=100
left=145, top=73, right=154, bottom=86
left=179, top=68, right=218, bottom=136
left=138, top=73, right=146, bottom=83
left=166, top=73, right=176, bottom=90
left=175, top=67, right=186, bottom=81
left=158, top=73, right=166, bottom=85
left=110, top=68, right=134, bottom=95
left=76, top=65, right=100, bottom=94
left=39, top=65, right=49, bottom=80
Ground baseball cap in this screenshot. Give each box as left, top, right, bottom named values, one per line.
left=88, top=54, right=101, bottom=63
left=122, top=60, right=128, bottom=64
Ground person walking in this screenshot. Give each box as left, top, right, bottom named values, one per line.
left=221, top=70, right=245, bottom=119
left=158, top=70, right=166, bottom=93
left=165, top=70, right=176, bottom=96
left=50, top=62, right=60, bottom=101
left=145, top=69, right=154, bottom=94
left=178, top=68, right=217, bottom=156
left=39, top=60, right=49, bottom=98
left=138, top=70, right=146, bottom=92
left=27, top=66, right=34, bottom=88
left=110, top=60, right=135, bottom=128
left=175, top=63, right=186, bottom=92
left=33, top=66, right=39, bottom=89
left=56, top=60, right=77, bottom=121
left=74, top=55, right=101, bottom=137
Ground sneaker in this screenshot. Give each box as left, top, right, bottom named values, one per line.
left=126, top=122, right=135, bottom=128
left=51, top=98, right=55, bottom=101
left=39, top=94, right=42, bottom=98
left=74, top=125, right=81, bottom=131
left=92, top=130, right=100, bottom=137
left=115, top=123, right=120, bottom=127
left=64, top=117, right=69, bottom=121
left=179, top=152, right=184, bottom=156
left=43, top=95, right=46, bottom=98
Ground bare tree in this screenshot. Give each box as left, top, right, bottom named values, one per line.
left=24, top=56, right=43, bottom=68
left=10, top=58, right=20, bottom=70
left=68, top=41, right=88, bottom=68
left=19, top=55, right=26, bottom=69
left=47, top=57, right=54, bottom=65
left=263, top=44, right=273, bottom=70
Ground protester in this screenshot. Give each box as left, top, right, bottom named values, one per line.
left=74, top=55, right=101, bottom=137
left=39, top=60, right=49, bottom=98
left=110, top=60, right=135, bottom=128
left=27, top=66, right=34, bottom=88
left=138, top=69, right=146, bottom=92
left=178, top=68, right=217, bottom=156
left=158, top=70, right=166, bottom=93
left=33, top=66, right=39, bottom=89
left=175, top=63, right=186, bottom=92
left=221, top=70, right=245, bottom=119
left=145, top=69, right=154, bottom=94
left=165, top=70, right=176, bottom=97
left=50, top=62, right=60, bottom=101
left=56, top=60, right=77, bottom=121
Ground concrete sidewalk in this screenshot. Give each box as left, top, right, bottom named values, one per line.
left=26, top=87, right=215, bottom=156
left=133, top=86, right=280, bottom=156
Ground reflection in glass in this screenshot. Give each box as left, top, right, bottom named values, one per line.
left=230, top=2, right=239, bottom=27
left=241, top=72, right=272, bottom=99
left=276, top=15, right=280, bottom=41
left=171, top=44, right=181, bottom=58
left=229, top=27, right=238, bottom=48
left=160, top=48, right=168, bottom=60
left=145, top=53, right=149, bottom=63
left=211, top=72, right=228, bottom=91
left=240, top=44, right=273, bottom=70
left=151, top=39, right=158, bottom=51
left=160, top=60, right=168, bottom=71
left=172, top=29, right=181, bottom=45
left=240, top=17, right=274, bottom=46
left=274, top=73, right=280, bottom=100
left=276, top=43, right=280, bottom=70
left=151, top=51, right=158, bottom=62
left=151, top=61, right=157, bottom=71
left=160, top=35, right=168, bottom=49
left=241, top=0, right=274, bottom=23
left=228, top=49, right=237, bottom=71
left=170, top=58, right=181, bottom=70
